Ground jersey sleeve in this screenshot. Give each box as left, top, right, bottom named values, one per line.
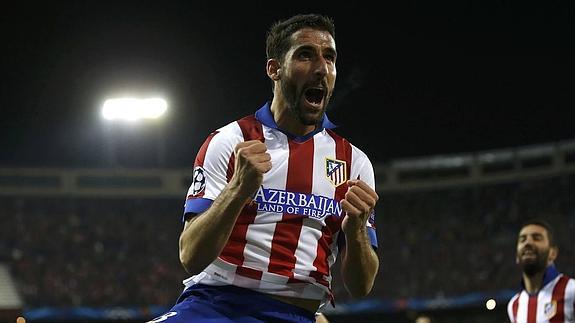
left=351, top=145, right=378, bottom=249
left=182, top=126, right=240, bottom=221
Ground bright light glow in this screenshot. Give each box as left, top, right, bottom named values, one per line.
left=102, top=98, right=167, bottom=121
left=415, top=316, right=431, bottom=323
left=486, top=298, right=496, bottom=310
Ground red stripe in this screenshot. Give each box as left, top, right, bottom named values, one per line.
left=219, top=115, right=263, bottom=266
left=512, top=295, right=519, bottom=323
left=287, top=276, right=307, bottom=284
left=310, top=131, right=352, bottom=287
left=226, top=115, right=264, bottom=188
left=195, top=131, right=219, bottom=166
left=219, top=203, right=258, bottom=264
left=549, top=275, right=569, bottom=323
left=527, top=294, right=537, bottom=323
left=187, top=131, right=218, bottom=199
left=236, top=266, right=263, bottom=281
left=237, top=115, right=264, bottom=142
left=226, top=154, right=235, bottom=183
left=333, top=134, right=352, bottom=200
left=267, top=139, right=314, bottom=276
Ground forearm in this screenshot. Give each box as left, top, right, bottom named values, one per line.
left=179, top=180, right=250, bottom=275
left=341, top=228, right=379, bottom=298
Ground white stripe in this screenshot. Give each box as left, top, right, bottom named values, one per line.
left=516, top=291, right=529, bottom=323
left=537, top=278, right=554, bottom=322
left=242, top=126, right=288, bottom=270
left=350, top=144, right=377, bottom=230
left=564, top=278, right=575, bottom=321
left=293, top=217, right=323, bottom=276
left=201, top=122, right=243, bottom=201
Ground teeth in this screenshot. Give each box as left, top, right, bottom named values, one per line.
left=305, top=88, right=324, bottom=104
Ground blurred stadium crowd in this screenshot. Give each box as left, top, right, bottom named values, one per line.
left=335, top=174, right=575, bottom=304
left=0, top=198, right=186, bottom=307
left=1, top=174, right=574, bottom=308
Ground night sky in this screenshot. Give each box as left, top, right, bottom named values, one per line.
left=1, top=1, right=573, bottom=168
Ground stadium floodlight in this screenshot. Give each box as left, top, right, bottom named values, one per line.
left=102, top=97, right=167, bottom=121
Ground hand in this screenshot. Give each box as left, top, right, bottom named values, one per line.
left=231, top=140, right=272, bottom=199
left=315, top=313, right=330, bottom=323
left=341, top=179, right=378, bottom=235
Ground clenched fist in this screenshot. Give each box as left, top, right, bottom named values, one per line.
left=340, top=179, right=378, bottom=235
left=231, top=140, right=272, bottom=200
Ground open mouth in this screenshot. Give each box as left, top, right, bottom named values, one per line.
left=521, top=249, right=536, bottom=257
left=304, top=87, right=325, bottom=106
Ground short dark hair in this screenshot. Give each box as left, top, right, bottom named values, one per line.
left=266, top=13, right=335, bottom=63
left=520, top=218, right=556, bottom=247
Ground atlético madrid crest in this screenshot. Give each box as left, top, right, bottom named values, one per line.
left=325, top=157, right=347, bottom=187
left=544, top=301, right=557, bottom=319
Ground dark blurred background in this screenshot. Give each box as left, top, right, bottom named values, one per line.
left=1, top=1, right=573, bottom=168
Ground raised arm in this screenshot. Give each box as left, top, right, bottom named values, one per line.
left=179, top=140, right=271, bottom=275
left=339, top=179, right=380, bottom=298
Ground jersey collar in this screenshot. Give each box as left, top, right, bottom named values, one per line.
left=521, top=264, right=560, bottom=293
left=255, top=101, right=337, bottom=142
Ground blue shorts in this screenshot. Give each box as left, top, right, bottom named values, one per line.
left=147, top=284, right=316, bottom=323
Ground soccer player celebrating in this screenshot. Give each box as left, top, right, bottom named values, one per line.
left=508, top=219, right=575, bottom=322
left=150, top=13, right=379, bottom=323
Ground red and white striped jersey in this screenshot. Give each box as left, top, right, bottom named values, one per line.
left=182, top=102, right=377, bottom=304
left=508, top=265, right=575, bottom=323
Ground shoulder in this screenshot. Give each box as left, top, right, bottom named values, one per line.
left=210, top=116, right=253, bottom=142
left=564, top=274, right=575, bottom=297
left=196, top=118, right=247, bottom=159
left=216, top=117, right=247, bottom=136
left=324, top=129, right=371, bottom=161
left=506, top=291, right=521, bottom=315
left=351, top=144, right=370, bottom=162
left=218, top=114, right=265, bottom=141
left=507, top=291, right=520, bottom=306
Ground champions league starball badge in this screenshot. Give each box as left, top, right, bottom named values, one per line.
left=191, top=166, right=206, bottom=196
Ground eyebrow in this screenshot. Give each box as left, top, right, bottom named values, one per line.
left=518, top=232, right=544, bottom=239
left=322, top=45, right=337, bottom=55
left=295, top=44, right=337, bottom=56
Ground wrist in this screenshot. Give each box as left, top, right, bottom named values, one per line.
left=343, top=224, right=367, bottom=240
left=227, top=178, right=258, bottom=204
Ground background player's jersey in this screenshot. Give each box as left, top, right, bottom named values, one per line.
left=182, top=102, right=377, bottom=303
left=507, top=266, right=575, bottom=322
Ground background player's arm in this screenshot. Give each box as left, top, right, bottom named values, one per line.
left=340, top=179, right=380, bottom=298
left=179, top=140, right=271, bottom=275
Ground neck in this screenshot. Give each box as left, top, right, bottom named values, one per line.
left=270, top=99, right=316, bottom=137
left=523, top=270, right=545, bottom=294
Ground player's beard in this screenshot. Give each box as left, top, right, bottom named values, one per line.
left=281, top=79, right=330, bottom=126
left=518, top=247, right=549, bottom=276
